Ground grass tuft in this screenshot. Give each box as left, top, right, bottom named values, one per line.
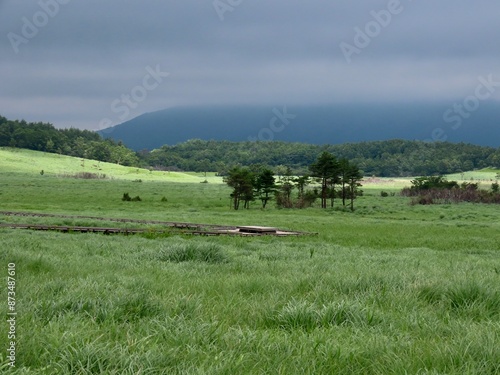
left=419, top=282, right=500, bottom=319
left=157, top=242, right=227, bottom=264
left=266, top=299, right=378, bottom=331
left=115, top=293, right=163, bottom=323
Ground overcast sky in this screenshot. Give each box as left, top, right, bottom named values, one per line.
left=1, top=0, right=499, bottom=130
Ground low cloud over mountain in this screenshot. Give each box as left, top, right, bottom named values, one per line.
left=100, top=102, right=500, bottom=150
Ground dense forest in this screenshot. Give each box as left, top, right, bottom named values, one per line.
left=145, top=139, right=500, bottom=177
left=2, top=115, right=500, bottom=177
left=0, top=116, right=139, bottom=166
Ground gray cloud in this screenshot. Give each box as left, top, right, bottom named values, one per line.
left=1, top=0, right=499, bottom=130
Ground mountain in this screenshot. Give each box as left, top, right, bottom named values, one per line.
left=99, top=102, right=500, bottom=150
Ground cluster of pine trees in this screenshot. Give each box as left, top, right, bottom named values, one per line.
left=224, top=152, right=363, bottom=210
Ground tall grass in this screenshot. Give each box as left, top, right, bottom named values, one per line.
left=1, top=150, right=499, bottom=373
left=157, top=242, right=227, bottom=264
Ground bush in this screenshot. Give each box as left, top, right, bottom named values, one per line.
left=275, top=190, right=317, bottom=209
left=411, top=195, right=434, bottom=205
left=122, top=193, right=141, bottom=202
left=406, top=187, right=500, bottom=205
left=410, top=176, right=459, bottom=191
left=380, top=191, right=388, bottom=197
left=403, top=177, right=500, bottom=205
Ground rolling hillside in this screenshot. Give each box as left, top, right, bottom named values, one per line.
left=0, top=148, right=213, bottom=183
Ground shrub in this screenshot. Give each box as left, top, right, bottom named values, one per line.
left=160, top=196, right=168, bottom=202
left=380, top=191, right=388, bottom=197
left=403, top=179, right=500, bottom=205
left=122, top=193, right=141, bottom=201
left=410, top=176, right=459, bottom=191
left=276, top=190, right=317, bottom=209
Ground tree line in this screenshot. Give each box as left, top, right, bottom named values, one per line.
left=145, top=138, right=500, bottom=177
left=224, top=152, right=363, bottom=211
left=2, top=115, right=500, bottom=178
left=0, top=116, right=139, bottom=166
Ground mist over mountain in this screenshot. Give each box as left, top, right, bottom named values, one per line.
left=99, top=102, right=500, bottom=150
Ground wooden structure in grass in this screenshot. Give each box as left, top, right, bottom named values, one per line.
left=0, top=212, right=314, bottom=237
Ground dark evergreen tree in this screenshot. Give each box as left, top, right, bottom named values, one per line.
left=223, top=167, right=255, bottom=210
left=254, top=169, right=276, bottom=208
left=310, top=152, right=340, bottom=208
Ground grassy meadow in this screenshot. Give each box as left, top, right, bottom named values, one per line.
left=1, top=148, right=499, bottom=374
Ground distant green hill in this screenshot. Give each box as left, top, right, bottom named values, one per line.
left=145, top=139, right=500, bottom=177
left=0, top=148, right=210, bottom=183
left=0, top=115, right=139, bottom=167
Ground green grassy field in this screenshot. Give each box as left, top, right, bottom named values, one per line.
left=1, top=148, right=499, bottom=374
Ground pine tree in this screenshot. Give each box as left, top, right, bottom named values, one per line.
left=309, top=152, right=340, bottom=208
left=254, top=169, right=276, bottom=208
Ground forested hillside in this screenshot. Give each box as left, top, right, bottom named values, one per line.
left=145, top=139, right=500, bottom=177
left=2, top=115, right=500, bottom=177
left=0, top=116, right=139, bottom=166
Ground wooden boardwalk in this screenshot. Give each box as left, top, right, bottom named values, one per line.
left=0, top=211, right=315, bottom=237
